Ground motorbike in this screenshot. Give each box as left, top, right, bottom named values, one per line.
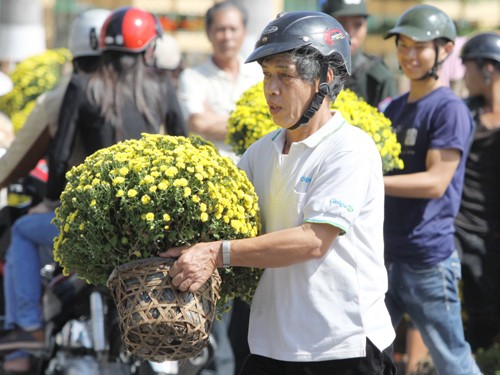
left=39, top=262, right=216, bottom=375
left=0, top=170, right=216, bottom=375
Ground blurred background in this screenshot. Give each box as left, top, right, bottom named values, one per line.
left=0, top=0, right=499, bottom=90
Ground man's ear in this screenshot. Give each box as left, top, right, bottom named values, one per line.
left=315, top=68, right=334, bottom=86
left=326, top=67, right=335, bottom=84
left=443, top=41, right=455, bottom=58
left=318, top=68, right=335, bottom=96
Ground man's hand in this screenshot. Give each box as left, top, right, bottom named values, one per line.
left=159, top=242, right=220, bottom=293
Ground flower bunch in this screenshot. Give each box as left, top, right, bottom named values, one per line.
left=53, top=134, right=262, bottom=309
left=227, top=82, right=404, bottom=173
left=0, top=48, right=72, bottom=132
left=226, top=82, right=272, bottom=156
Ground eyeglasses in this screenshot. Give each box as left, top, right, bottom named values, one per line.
left=396, top=41, right=434, bottom=55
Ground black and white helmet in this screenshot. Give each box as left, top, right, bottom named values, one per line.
left=68, top=8, right=111, bottom=58
left=245, top=11, right=351, bottom=76
left=246, top=11, right=351, bottom=130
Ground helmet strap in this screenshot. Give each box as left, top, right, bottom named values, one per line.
left=417, top=44, right=441, bottom=81
left=143, top=40, right=157, bottom=67
left=287, top=62, right=329, bottom=131
left=419, top=42, right=454, bottom=81
left=481, top=65, right=492, bottom=85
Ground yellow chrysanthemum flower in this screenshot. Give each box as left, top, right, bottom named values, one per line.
left=53, top=134, right=262, bottom=312
left=227, top=82, right=404, bottom=173
left=0, top=48, right=72, bottom=132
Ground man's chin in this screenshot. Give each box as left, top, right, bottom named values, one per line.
left=215, top=50, right=237, bottom=59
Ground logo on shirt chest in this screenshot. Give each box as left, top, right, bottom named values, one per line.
left=295, top=176, right=312, bottom=193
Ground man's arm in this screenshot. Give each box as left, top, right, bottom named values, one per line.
left=384, top=148, right=461, bottom=199
left=160, top=222, right=341, bottom=292
left=177, top=68, right=228, bottom=142
left=188, top=109, right=229, bottom=142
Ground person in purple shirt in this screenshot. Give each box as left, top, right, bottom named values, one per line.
left=382, top=4, right=482, bottom=375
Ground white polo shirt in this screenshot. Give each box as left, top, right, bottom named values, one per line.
left=238, top=112, right=395, bottom=362
left=177, top=56, right=262, bottom=158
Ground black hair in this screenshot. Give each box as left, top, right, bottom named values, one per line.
left=205, top=0, right=248, bottom=32
left=72, top=56, right=100, bottom=74
left=86, top=51, right=166, bottom=134
left=261, top=48, right=349, bottom=101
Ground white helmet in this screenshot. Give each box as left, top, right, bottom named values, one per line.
left=69, top=8, right=111, bottom=58
left=154, top=34, right=182, bottom=70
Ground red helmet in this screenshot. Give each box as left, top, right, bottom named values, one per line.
left=99, top=6, right=162, bottom=53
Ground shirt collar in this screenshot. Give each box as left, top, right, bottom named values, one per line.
left=208, top=56, right=246, bottom=78
left=272, top=111, right=347, bottom=152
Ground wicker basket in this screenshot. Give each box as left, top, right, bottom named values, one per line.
left=107, top=257, right=221, bottom=362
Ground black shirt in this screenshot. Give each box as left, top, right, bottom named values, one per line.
left=455, top=96, right=500, bottom=235
left=46, top=72, right=188, bottom=201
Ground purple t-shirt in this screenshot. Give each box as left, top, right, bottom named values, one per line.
left=383, top=87, right=474, bottom=265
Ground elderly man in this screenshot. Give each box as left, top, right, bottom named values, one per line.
left=176, top=1, right=261, bottom=162
left=162, top=11, right=396, bottom=375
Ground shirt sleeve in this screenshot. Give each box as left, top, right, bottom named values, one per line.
left=176, top=68, right=206, bottom=120
left=46, top=76, right=83, bottom=201
left=429, top=96, right=474, bottom=153
left=237, top=150, right=253, bottom=182
left=302, top=137, right=382, bottom=235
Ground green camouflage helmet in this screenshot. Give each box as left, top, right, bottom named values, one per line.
left=384, top=4, right=456, bottom=43
left=321, top=0, right=369, bottom=17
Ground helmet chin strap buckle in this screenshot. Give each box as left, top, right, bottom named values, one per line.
left=319, top=82, right=330, bottom=96
left=287, top=90, right=326, bottom=130
left=418, top=44, right=441, bottom=81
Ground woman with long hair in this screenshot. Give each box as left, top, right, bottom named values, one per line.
left=45, top=6, right=188, bottom=203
